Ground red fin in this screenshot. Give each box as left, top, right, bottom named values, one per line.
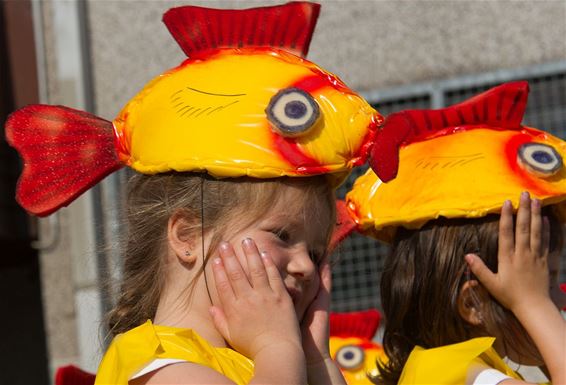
left=329, top=200, right=358, bottom=253
left=329, top=309, right=381, bottom=339
left=163, top=1, right=320, bottom=58
left=370, top=81, right=529, bottom=182
left=5, top=105, right=122, bottom=216
left=55, top=365, right=96, bottom=385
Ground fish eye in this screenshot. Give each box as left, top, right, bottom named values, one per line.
left=518, top=143, right=563, bottom=177
left=266, top=87, right=320, bottom=137
left=335, top=345, right=365, bottom=370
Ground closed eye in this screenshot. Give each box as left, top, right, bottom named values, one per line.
left=270, top=228, right=291, bottom=243
left=170, top=86, right=244, bottom=118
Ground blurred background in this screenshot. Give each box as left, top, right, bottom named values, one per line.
left=1, top=0, right=565, bottom=383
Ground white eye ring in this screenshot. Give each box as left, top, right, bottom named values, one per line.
left=266, top=87, right=320, bottom=137
left=335, top=345, right=365, bottom=370
left=518, top=143, right=563, bottom=177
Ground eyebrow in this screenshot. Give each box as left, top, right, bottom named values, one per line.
left=186, top=87, right=246, bottom=97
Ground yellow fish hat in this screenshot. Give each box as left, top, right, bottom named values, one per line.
left=329, top=310, right=386, bottom=385
left=5, top=2, right=381, bottom=216
left=345, top=81, right=566, bottom=242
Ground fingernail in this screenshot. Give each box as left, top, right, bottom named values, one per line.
left=242, top=238, right=254, bottom=247
left=521, top=191, right=530, bottom=200
left=260, top=251, right=268, bottom=259
left=532, top=199, right=541, bottom=209
left=219, top=242, right=230, bottom=251
left=213, top=257, right=222, bottom=265
left=503, top=200, right=512, bottom=209
left=464, top=254, right=474, bottom=264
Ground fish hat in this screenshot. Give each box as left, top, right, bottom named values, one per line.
left=5, top=2, right=381, bottom=216
left=345, top=81, right=566, bottom=242
left=329, top=310, right=386, bottom=384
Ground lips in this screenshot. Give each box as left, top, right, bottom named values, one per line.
left=286, top=287, right=302, bottom=304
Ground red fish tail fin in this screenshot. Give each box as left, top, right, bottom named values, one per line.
left=329, top=199, right=359, bottom=253
left=329, top=309, right=382, bottom=339
left=54, top=365, right=95, bottom=385
left=163, top=2, right=320, bottom=58
left=5, top=105, right=123, bottom=216
left=370, top=81, right=529, bottom=182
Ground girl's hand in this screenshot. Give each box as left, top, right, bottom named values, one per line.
left=301, top=259, right=348, bottom=385
left=301, top=259, right=332, bottom=365
left=465, top=192, right=550, bottom=313
left=209, top=238, right=303, bottom=360
left=466, top=194, right=566, bottom=385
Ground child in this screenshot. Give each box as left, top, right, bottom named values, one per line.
left=4, top=2, right=381, bottom=384
left=105, top=173, right=342, bottom=385
left=378, top=194, right=565, bottom=384
left=343, top=82, right=566, bottom=384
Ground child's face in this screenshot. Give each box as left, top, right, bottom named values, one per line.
left=218, top=188, right=331, bottom=322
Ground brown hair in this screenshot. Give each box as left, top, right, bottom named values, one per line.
left=106, top=172, right=336, bottom=337
left=375, top=208, right=563, bottom=385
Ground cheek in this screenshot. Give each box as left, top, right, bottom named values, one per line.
left=306, top=270, right=321, bottom=299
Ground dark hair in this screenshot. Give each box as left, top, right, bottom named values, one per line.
left=106, top=172, right=335, bottom=337
left=375, top=208, right=563, bottom=385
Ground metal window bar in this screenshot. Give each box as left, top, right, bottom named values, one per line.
left=330, top=62, right=566, bottom=312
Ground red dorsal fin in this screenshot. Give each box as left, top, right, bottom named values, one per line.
left=329, top=309, right=381, bottom=339
left=370, top=81, right=529, bottom=182
left=163, top=1, right=320, bottom=58
left=5, top=105, right=123, bottom=216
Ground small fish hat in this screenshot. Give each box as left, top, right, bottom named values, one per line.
left=5, top=2, right=381, bottom=216
left=346, top=81, right=566, bottom=242
left=329, top=310, right=386, bottom=384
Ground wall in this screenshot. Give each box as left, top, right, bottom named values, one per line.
left=86, top=0, right=566, bottom=118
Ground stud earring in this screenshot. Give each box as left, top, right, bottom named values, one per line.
left=185, top=250, right=192, bottom=257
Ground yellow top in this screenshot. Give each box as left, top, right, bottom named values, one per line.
left=399, top=337, right=523, bottom=385
left=94, top=320, right=253, bottom=385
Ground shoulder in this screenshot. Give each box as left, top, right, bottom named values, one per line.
left=130, top=361, right=238, bottom=385
left=96, top=321, right=252, bottom=385
left=467, top=363, right=516, bottom=385
left=398, top=338, right=499, bottom=384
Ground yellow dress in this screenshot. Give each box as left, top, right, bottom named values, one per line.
left=398, top=337, right=524, bottom=384
left=94, top=320, right=254, bottom=385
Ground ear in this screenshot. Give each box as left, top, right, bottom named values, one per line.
left=167, top=211, right=198, bottom=264
left=457, top=280, right=484, bottom=326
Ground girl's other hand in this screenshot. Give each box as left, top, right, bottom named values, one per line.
left=465, top=192, right=551, bottom=313
left=209, top=238, right=303, bottom=360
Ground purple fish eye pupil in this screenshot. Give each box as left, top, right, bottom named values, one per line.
left=532, top=150, right=553, bottom=164
left=343, top=351, right=355, bottom=360
left=285, top=101, right=307, bottom=119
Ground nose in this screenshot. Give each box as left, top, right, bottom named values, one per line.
left=287, top=245, right=316, bottom=281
